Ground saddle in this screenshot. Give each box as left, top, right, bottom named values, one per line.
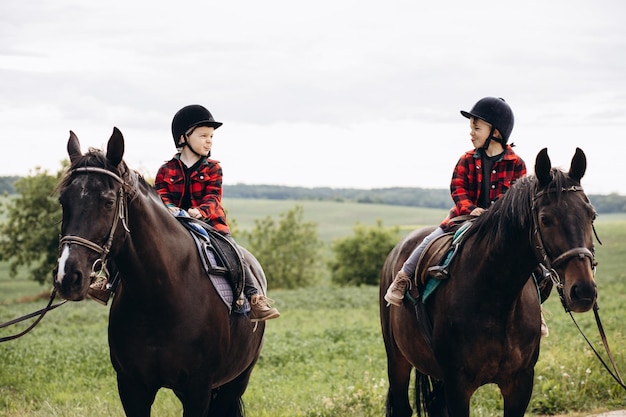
left=414, top=232, right=455, bottom=288
left=409, top=217, right=475, bottom=302
left=176, top=217, right=245, bottom=310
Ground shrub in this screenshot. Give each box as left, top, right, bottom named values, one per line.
left=329, top=220, right=400, bottom=286
left=237, top=205, right=324, bottom=289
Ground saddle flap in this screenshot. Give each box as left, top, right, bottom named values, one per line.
left=177, top=217, right=245, bottom=304
left=414, top=233, right=454, bottom=287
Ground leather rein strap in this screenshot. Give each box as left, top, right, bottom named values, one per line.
left=0, top=289, right=67, bottom=343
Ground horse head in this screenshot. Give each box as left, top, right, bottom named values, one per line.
left=533, top=147, right=597, bottom=313
left=53, top=128, right=130, bottom=301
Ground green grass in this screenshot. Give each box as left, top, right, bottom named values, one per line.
left=0, top=200, right=625, bottom=416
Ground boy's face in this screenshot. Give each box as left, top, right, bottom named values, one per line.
left=181, top=126, right=215, bottom=156
left=469, top=118, right=495, bottom=149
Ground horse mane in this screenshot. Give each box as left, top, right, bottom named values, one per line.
left=461, top=167, right=577, bottom=247
left=56, top=147, right=151, bottom=198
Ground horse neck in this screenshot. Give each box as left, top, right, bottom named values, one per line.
left=463, top=225, right=538, bottom=302
left=115, top=192, right=196, bottom=289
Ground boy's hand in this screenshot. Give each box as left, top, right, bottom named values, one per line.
left=188, top=208, right=203, bottom=219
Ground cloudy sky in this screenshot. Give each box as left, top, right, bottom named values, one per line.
left=1, top=0, right=624, bottom=194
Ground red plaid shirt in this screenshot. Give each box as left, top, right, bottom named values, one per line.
left=155, top=154, right=230, bottom=235
left=441, top=145, right=526, bottom=229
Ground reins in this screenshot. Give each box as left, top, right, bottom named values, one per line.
left=569, top=304, right=626, bottom=389
left=0, top=289, right=67, bottom=343
left=532, top=185, right=625, bottom=391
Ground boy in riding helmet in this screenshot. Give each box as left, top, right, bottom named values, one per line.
left=384, top=97, right=547, bottom=335
left=154, top=104, right=280, bottom=322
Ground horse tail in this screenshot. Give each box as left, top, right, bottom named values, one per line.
left=415, top=370, right=431, bottom=417
left=415, top=370, right=447, bottom=417
left=234, top=398, right=246, bottom=417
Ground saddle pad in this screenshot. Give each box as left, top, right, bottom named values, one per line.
left=421, top=277, right=441, bottom=303
left=206, top=250, right=250, bottom=314
left=177, top=216, right=249, bottom=315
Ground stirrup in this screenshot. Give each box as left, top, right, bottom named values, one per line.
left=428, top=264, right=449, bottom=279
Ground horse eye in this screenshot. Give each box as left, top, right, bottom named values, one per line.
left=105, top=199, right=115, bottom=209
left=540, top=215, right=553, bottom=227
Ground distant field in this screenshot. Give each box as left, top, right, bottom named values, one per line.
left=222, top=197, right=449, bottom=242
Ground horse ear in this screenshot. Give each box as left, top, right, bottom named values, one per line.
left=535, top=148, right=552, bottom=187
left=568, top=147, right=586, bottom=182
left=67, top=131, right=82, bottom=163
left=106, top=127, right=125, bottom=167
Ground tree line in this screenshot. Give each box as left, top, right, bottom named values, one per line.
left=2, top=176, right=626, bottom=213
left=224, top=183, right=626, bottom=214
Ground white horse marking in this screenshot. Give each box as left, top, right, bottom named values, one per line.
left=55, top=245, right=70, bottom=285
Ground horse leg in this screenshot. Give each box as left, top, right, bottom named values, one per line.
left=424, top=378, right=449, bottom=417
left=207, top=361, right=257, bottom=417
left=385, top=353, right=413, bottom=417
left=499, top=369, right=534, bottom=417
left=172, top=379, right=213, bottom=417
left=116, top=375, right=158, bottom=417
left=441, top=379, right=472, bottom=417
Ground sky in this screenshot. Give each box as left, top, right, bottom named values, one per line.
left=1, top=0, right=625, bottom=195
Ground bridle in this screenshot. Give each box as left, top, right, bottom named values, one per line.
left=530, top=185, right=625, bottom=389
left=59, top=167, right=130, bottom=280
left=530, top=185, right=598, bottom=312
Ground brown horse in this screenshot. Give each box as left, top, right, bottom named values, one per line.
left=53, top=128, right=266, bottom=417
left=379, top=148, right=598, bottom=417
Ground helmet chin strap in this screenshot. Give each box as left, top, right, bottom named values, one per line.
left=482, top=126, right=495, bottom=150
left=482, top=126, right=504, bottom=150
left=181, top=135, right=208, bottom=157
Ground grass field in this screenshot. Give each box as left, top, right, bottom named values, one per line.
left=1, top=199, right=625, bottom=416
left=223, top=197, right=451, bottom=241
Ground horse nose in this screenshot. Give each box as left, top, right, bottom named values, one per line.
left=54, top=266, right=86, bottom=300
left=569, top=281, right=597, bottom=312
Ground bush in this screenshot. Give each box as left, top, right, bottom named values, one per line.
left=0, top=167, right=64, bottom=283
left=329, top=220, right=400, bottom=286
left=237, top=205, right=324, bottom=289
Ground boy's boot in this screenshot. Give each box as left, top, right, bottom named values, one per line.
left=384, top=270, right=411, bottom=307
left=540, top=310, right=549, bottom=337
left=250, top=295, right=280, bottom=322
left=88, top=276, right=111, bottom=305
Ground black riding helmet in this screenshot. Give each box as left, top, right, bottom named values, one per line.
left=171, top=105, right=223, bottom=149
left=460, top=97, right=514, bottom=146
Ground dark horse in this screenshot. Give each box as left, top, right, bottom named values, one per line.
left=53, top=128, right=265, bottom=417
left=379, top=148, right=598, bottom=417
